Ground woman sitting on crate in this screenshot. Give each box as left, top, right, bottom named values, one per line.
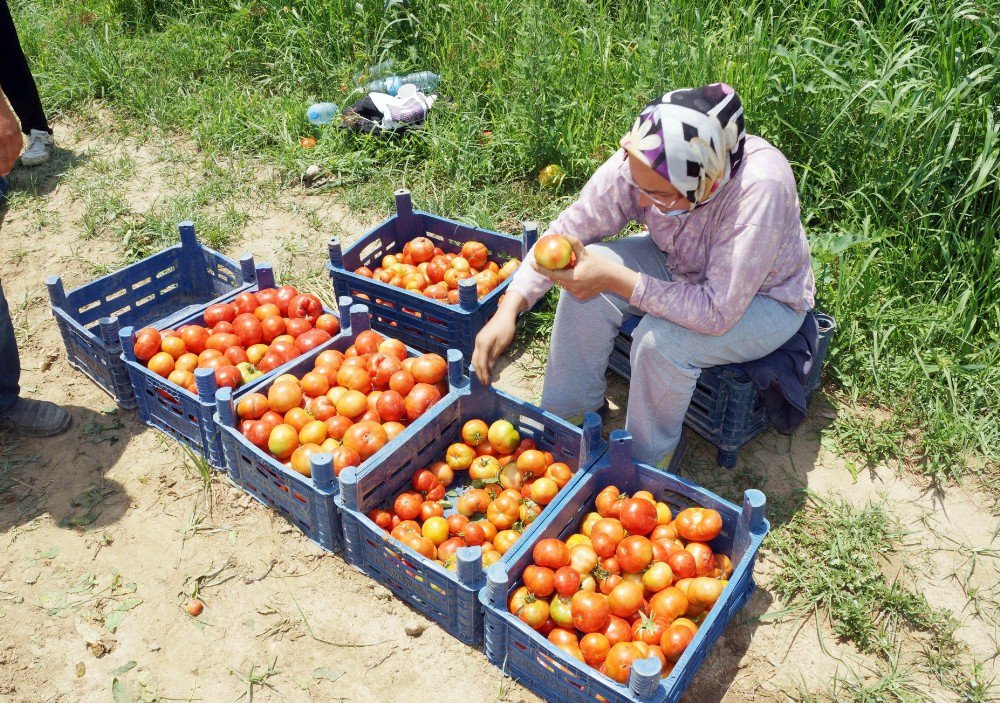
left=472, top=83, right=816, bottom=468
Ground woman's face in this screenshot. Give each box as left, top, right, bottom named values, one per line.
left=625, top=152, right=694, bottom=213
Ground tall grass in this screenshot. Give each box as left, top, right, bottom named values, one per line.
left=12, top=0, right=999, bottom=479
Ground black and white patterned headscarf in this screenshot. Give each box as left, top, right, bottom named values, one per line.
left=619, top=83, right=745, bottom=206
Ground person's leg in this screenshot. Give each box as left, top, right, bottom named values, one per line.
left=0, top=0, right=51, bottom=135
left=0, top=279, right=20, bottom=415
left=0, top=280, right=71, bottom=436
left=626, top=295, right=806, bottom=465
left=540, top=234, right=669, bottom=418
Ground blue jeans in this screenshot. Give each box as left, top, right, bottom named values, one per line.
left=540, top=235, right=806, bottom=465
left=0, top=279, right=20, bottom=416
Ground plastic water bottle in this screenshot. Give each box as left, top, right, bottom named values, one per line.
left=306, top=102, right=339, bottom=125
left=365, top=71, right=440, bottom=97
left=353, top=59, right=395, bottom=84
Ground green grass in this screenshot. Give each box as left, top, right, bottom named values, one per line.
left=767, top=494, right=957, bottom=656
left=11, top=0, right=1000, bottom=480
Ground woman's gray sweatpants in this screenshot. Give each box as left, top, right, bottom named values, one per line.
left=539, top=235, right=806, bottom=465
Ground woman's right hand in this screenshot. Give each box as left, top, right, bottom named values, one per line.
left=471, top=292, right=527, bottom=385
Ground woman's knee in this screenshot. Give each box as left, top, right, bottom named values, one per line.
left=630, top=315, right=700, bottom=372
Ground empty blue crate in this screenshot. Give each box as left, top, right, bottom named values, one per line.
left=609, top=312, right=836, bottom=467
left=327, top=189, right=537, bottom=359
left=119, top=279, right=349, bottom=470
left=479, top=430, right=769, bottom=703
left=214, top=304, right=431, bottom=554
left=336, top=353, right=606, bottom=647
left=47, top=221, right=259, bottom=409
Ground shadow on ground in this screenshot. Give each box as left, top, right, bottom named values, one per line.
left=0, top=403, right=145, bottom=532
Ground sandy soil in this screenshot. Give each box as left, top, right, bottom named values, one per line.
left=0, top=117, right=995, bottom=703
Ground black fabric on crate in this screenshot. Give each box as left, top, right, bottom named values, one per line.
left=742, top=311, right=820, bottom=435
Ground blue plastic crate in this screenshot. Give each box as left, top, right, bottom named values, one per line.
left=47, top=222, right=259, bottom=409
left=479, top=430, right=769, bottom=703
left=119, top=281, right=349, bottom=470
left=608, top=312, right=836, bottom=467
left=327, top=189, right=537, bottom=359
left=335, top=356, right=606, bottom=647
left=213, top=304, right=438, bottom=553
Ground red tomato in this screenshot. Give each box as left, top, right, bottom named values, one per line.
left=674, top=508, right=723, bottom=542
left=260, top=315, right=286, bottom=343
left=570, top=591, right=610, bottom=633
left=274, top=286, right=299, bottom=315
left=461, top=240, right=489, bottom=269
left=245, top=420, right=274, bottom=449
left=523, top=565, right=556, bottom=598
left=407, top=236, right=435, bottom=264
left=256, top=288, right=278, bottom=306
left=404, top=383, right=441, bottom=421
left=214, top=365, right=242, bottom=389
left=375, top=390, right=406, bottom=422
left=204, top=303, right=237, bottom=326
left=257, top=352, right=285, bottom=373
left=225, top=346, right=249, bottom=365
left=315, top=313, right=340, bottom=335
left=324, top=415, right=353, bottom=441
left=649, top=586, right=689, bottom=623
left=285, top=317, right=312, bottom=338
left=666, top=550, right=697, bottom=580
left=616, top=535, right=654, bottom=573
left=205, top=333, right=239, bottom=352
left=269, top=340, right=300, bottom=364
left=553, top=566, right=581, bottom=597
left=287, top=293, right=323, bottom=324
left=604, top=642, right=644, bottom=684
left=233, top=291, right=260, bottom=314
left=295, top=328, right=332, bottom=353
left=389, top=370, right=415, bottom=396
left=178, top=325, right=208, bottom=355
left=147, top=351, right=174, bottom=377
left=410, top=354, right=447, bottom=384
left=660, top=623, right=694, bottom=662
left=367, top=353, right=402, bottom=388
left=620, top=498, right=659, bottom=536
left=341, top=421, right=388, bottom=461
left=533, top=234, right=574, bottom=270
left=331, top=445, right=361, bottom=476
left=532, top=539, right=570, bottom=570
left=337, top=365, right=372, bottom=394
left=354, top=330, right=384, bottom=355
left=133, top=328, right=162, bottom=362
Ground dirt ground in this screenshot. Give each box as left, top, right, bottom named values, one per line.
left=0, top=116, right=996, bottom=703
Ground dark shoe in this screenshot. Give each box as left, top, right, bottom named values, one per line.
left=0, top=398, right=72, bottom=437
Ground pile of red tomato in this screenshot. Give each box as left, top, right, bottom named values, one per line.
left=366, top=419, right=576, bottom=568
left=353, top=236, right=520, bottom=303
left=233, top=329, right=448, bottom=477
left=131, top=285, right=339, bottom=394
left=507, top=487, right=732, bottom=684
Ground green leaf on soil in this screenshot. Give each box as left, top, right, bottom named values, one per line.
left=105, top=609, right=126, bottom=632
left=38, top=547, right=61, bottom=559
left=313, top=667, right=344, bottom=681
left=23, top=570, right=40, bottom=584
left=118, top=597, right=143, bottom=611
left=112, top=678, right=134, bottom=703
left=110, top=661, right=137, bottom=677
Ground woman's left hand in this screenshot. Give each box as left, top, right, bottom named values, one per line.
left=531, top=235, right=640, bottom=302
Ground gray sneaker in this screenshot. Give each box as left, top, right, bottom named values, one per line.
left=20, top=129, right=54, bottom=167
left=0, top=398, right=72, bottom=437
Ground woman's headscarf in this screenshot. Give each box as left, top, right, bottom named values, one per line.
left=620, top=83, right=745, bottom=207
